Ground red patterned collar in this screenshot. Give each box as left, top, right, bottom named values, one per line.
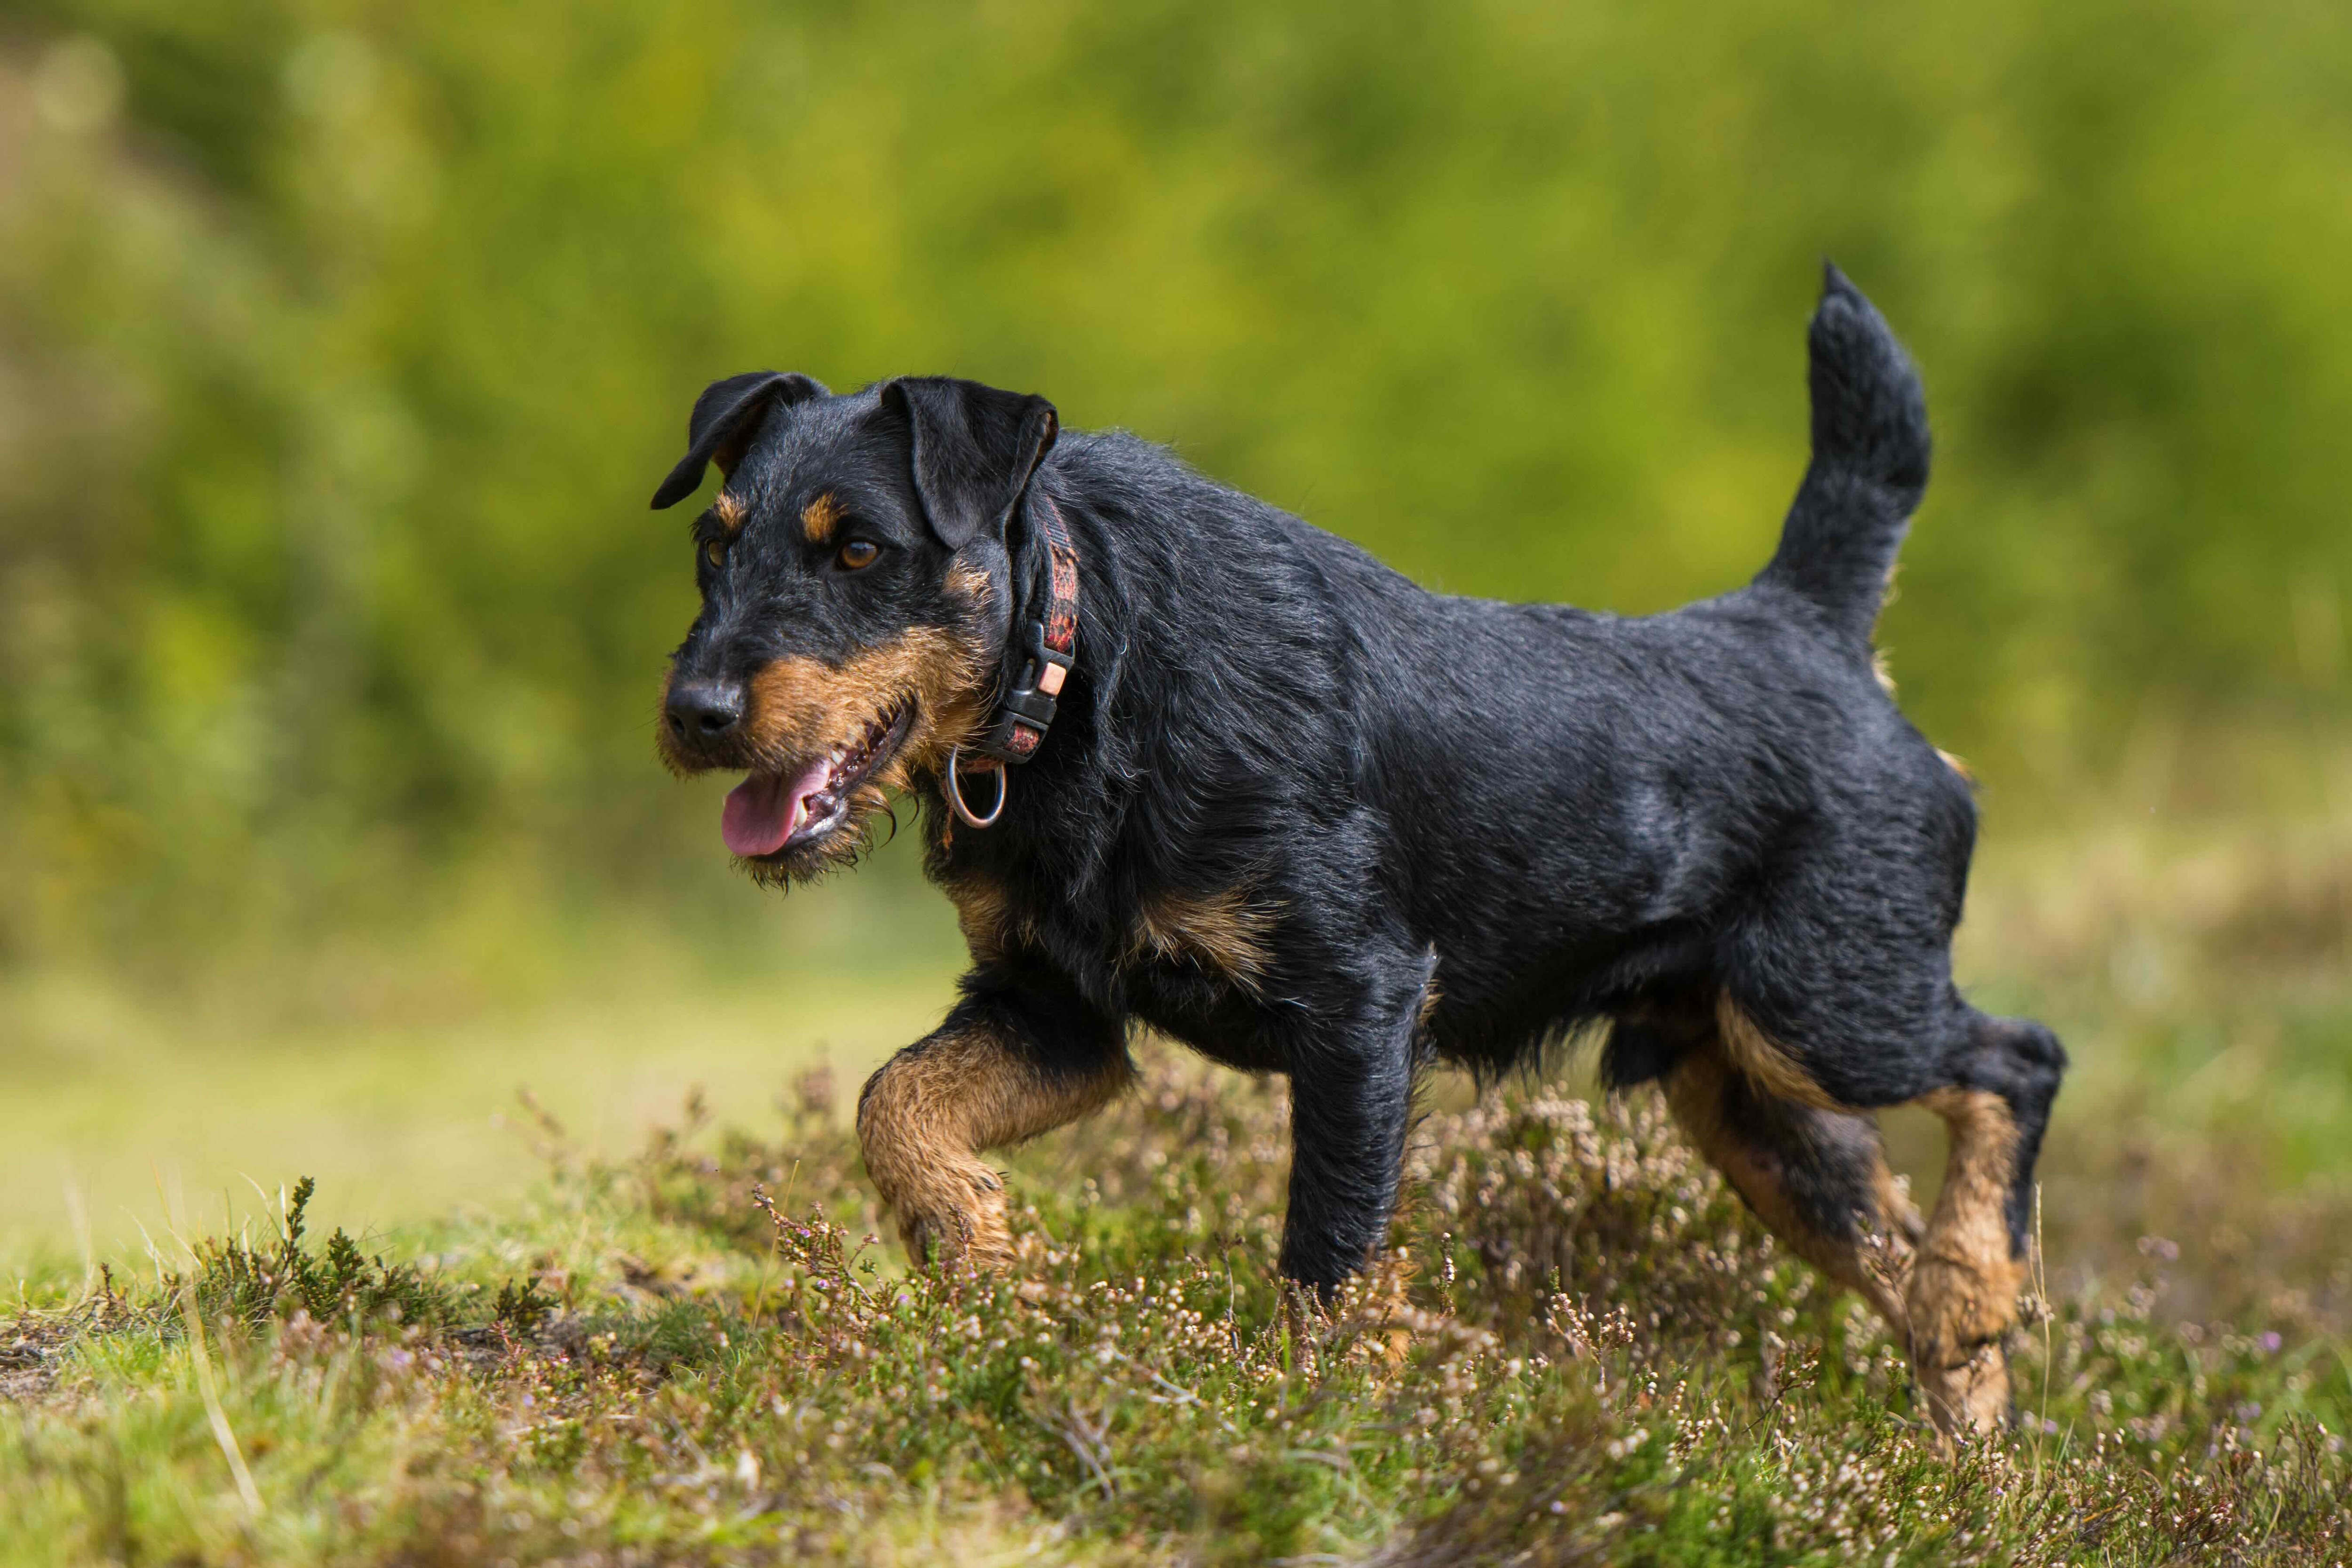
left=945, top=495, right=1078, bottom=828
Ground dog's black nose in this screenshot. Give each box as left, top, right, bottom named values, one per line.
left=667, top=678, right=746, bottom=739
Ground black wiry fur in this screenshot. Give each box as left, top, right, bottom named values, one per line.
left=652, top=266, right=2065, bottom=1295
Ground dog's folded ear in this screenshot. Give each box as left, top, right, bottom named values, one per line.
left=650, top=372, right=828, bottom=509
left=882, top=377, right=1059, bottom=550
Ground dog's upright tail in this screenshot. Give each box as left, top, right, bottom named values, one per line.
left=1754, top=263, right=1930, bottom=647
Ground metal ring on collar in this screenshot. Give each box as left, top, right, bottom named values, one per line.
left=944, top=747, right=1008, bottom=828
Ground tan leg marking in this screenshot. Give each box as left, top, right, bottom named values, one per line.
left=1876, top=1160, right=1927, bottom=1248
left=857, top=1022, right=1134, bottom=1269
left=1126, top=889, right=1277, bottom=994
left=1715, top=992, right=1845, bottom=1112
left=1906, top=1086, right=2026, bottom=1436
left=1663, top=1048, right=1912, bottom=1327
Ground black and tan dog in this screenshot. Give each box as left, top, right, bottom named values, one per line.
left=650, top=267, right=2064, bottom=1436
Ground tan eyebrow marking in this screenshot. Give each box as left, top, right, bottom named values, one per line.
left=713, top=491, right=747, bottom=532
left=801, top=492, right=841, bottom=545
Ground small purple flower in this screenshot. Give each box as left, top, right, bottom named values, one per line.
left=2259, top=1332, right=2282, bottom=1354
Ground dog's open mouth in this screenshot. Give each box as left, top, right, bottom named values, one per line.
left=721, top=704, right=914, bottom=859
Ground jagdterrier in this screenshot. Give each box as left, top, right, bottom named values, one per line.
left=650, top=267, right=2065, bottom=1436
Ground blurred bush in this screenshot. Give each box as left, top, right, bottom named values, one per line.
left=3, top=0, right=2349, bottom=968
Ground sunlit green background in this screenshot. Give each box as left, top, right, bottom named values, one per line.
left=2, top=1, right=2348, bottom=1259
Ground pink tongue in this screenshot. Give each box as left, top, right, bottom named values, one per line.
left=721, top=757, right=833, bottom=857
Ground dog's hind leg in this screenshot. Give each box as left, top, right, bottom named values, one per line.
left=1904, top=1010, right=2066, bottom=1436
left=1691, top=992, right=2065, bottom=1437
left=857, top=967, right=1134, bottom=1271
left=1633, top=1006, right=1922, bottom=1330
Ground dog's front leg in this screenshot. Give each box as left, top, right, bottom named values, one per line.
left=857, top=972, right=1133, bottom=1271
left=1278, top=955, right=1434, bottom=1296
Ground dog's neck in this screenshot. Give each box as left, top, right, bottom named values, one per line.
left=927, top=470, right=1136, bottom=874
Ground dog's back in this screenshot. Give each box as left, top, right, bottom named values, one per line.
left=1056, top=268, right=1963, bottom=1076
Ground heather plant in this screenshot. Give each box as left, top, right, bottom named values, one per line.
left=4, top=1057, right=2344, bottom=1564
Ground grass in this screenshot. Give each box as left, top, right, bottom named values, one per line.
left=0, top=863, right=967, bottom=1264
left=2, top=813, right=2350, bottom=1563
left=0, top=963, right=948, bottom=1271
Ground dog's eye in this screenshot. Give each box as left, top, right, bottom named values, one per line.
left=836, top=539, right=880, bottom=571
left=704, top=539, right=726, bottom=569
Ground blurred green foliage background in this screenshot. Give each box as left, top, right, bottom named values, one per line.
left=4, top=0, right=2351, bottom=981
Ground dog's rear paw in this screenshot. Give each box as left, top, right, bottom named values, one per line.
left=1906, top=1249, right=2026, bottom=1439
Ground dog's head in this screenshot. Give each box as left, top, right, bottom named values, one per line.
left=651, top=373, right=1057, bottom=885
